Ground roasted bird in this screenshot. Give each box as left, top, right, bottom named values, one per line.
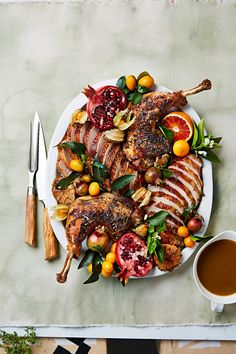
left=123, top=79, right=211, bottom=170
left=53, top=79, right=211, bottom=282
left=53, top=80, right=211, bottom=205
left=57, top=193, right=143, bottom=283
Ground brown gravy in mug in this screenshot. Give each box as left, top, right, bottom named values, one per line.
left=197, top=239, right=236, bottom=296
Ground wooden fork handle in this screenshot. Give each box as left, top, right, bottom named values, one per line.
left=24, top=186, right=37, bottom=246
left=43, top=207, right=59, bottom=261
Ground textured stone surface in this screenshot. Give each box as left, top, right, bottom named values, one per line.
left=0, top=0, right=236, bottom=326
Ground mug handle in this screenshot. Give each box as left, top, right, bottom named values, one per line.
left=211, top=301, right=224, bottom=312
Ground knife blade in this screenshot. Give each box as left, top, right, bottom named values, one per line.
left=24, top=114, right=39, bottom=246
left=36, top=114, right=47, bottom=205
left=36, top=114, right=59, bottom=261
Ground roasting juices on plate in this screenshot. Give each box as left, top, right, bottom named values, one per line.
left=193, top=230, right=236, bottom=312
left=49, top=71, right=222, bottom=285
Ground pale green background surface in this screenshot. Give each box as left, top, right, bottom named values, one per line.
left=0, top=0, right=236, bottom=326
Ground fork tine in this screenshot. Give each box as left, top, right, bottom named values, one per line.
left=28, top=121, right=32, bottom=172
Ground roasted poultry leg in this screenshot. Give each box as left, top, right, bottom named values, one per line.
left=56, top=193, right=143, bottom=283
left=123, top=80, right=212, bottom=169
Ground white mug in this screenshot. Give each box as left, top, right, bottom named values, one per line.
left=193, top=230, right=236, bottom=312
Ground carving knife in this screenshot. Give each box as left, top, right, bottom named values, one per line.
left=35, top=113, right=59, bottom=260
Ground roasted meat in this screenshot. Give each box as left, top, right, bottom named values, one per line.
left=148, top=154, right=203, bottom=230
left=123, top=80, right=211, bottom=170
left=154, top=244, right=181, bottom=272
left=147, top=153, right=203, bottom=271
left=53, top=80, right=211, bottom=205
left=52, top=121, right=141, bottom=205
left=56, top=193, right=143, bottom=283
left=54, top=80, right=211, bottom=280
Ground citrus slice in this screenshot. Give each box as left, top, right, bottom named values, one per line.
left=162, top=111, right=193, bottom=142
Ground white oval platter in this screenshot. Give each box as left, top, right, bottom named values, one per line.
left=46, top=79, right=213, bottom=278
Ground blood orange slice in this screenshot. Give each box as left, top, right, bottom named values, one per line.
left=162, top=111, right=193, bottom=142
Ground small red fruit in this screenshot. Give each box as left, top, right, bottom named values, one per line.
left=187, top=217, right=203, bottom=233
left=86, top=229, right=109, bottom=250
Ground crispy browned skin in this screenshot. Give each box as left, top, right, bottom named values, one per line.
left=66, top=193, right=143, bottom=252
left=159, top=230, right=183, bottom=248
left=154, top=244, right=181, bottom=271
left=56, top=193, right=143, bottom=283
left=123, top=78, right=212, bottom=170
left=123, top=91, right=187, bottom=170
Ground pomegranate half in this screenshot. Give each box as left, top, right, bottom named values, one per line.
left=115, top=232, right=153, bottom=283
left=83, top=85, right=127, bottom=130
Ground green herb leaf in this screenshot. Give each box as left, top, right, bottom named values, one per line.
left=191, top=122, right=199, bottom=148
left=197, top=119, right=205, bottom=145
left=147, top=233, right=160, bottom=256
left=157, top=221, right=166, bottom=233
left=147, top=211, right=169, bottom=226
left=80, top=153, right=87, bottom=164
left=116, top=76, right=126, bottom=89
left=161, top=168, right=173, bottom=179
left=137, top=85, right=149, bottom=94
left=111, top=174, right=136, bottom=191
left=190, top=234, right=212, bottom=243
left=127, top=91, right=136, bottom=101
left=148, top=225, right=155, bottom=234
left=137, top=71, right=150, bottom=81
left=92, top=156, right=109, bottom=184
left=56, top=172, right=80, bottom=190
left=204, top=149, right=221, bottom=163
left=122, top=87, right=130, bottom=95
left=60, top=141, right=86, bottom=156
left=191, top=119, right=222, bottom=163
left=132, top=91, right=143, bottom=105
left=78, top=250, right=94, bottom=269
left=156, top=246, right=164, bottom=263
left=182, top=204, right=196, bottom=222
left=92, top=245, right=107, bottom=257
left=0, top=327, right=38, bottom=354
left=147, top=236, right=158, bottom=256
left=157, top=245, right=164, bottom=263
left=123, top=189, right=135, bottom=197
left=100, top=185, right=109, bottom=193
left=159, top=125, right=174, bottom=143
left=113, top=262, right=121, bottom=273
left=211, top=137, right=222, bottom=144
left=92, top=252, right=103, bottom=268
left=83, top=263, right=102, bottom=284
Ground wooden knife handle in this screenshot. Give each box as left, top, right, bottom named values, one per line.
left=24, top=186, right=37, bottom=246
left=43, top=207, right=59, bottom=261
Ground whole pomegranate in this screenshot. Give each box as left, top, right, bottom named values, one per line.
left=115, top=232, right=153, bottom=283
left=86, top=229, right=109, bottom=251
left=83, top=85, right=127, bottom=130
